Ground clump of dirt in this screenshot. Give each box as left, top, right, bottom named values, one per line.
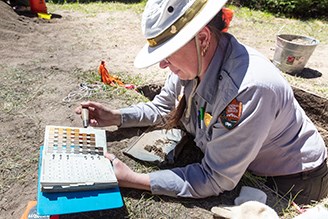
left=137, top=84, right=163, bottom=100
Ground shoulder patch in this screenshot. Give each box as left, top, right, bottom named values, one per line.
left=219, top=98, right=243, bottom=130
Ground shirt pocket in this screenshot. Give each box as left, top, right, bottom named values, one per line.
left=194, top=127, right=212, bottom=151
left=211, top=122, right=229, bottom=139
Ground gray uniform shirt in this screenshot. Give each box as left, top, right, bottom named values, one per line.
left=120, top=33, right=327, bottom=198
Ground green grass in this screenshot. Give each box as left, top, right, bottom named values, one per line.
left=0, top=127, right=40, bottom=195
left=47, top=2, right=328, bottom=45
left=0, top=65, right=43, bottom=114
left=229, top=5, right=328, bottom=44
left=283, top=73, right=328, bottom=99
left=227, top=5, right=328, bottom=99
left=47, top=1, right=146, bottom=14
left=73, top=68, right=149, bottom=106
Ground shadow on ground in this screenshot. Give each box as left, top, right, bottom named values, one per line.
left=292, top=68, right=322, bottom=79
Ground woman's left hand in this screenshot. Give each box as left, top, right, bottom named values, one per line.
left=105, top=153, right=151, bottom=191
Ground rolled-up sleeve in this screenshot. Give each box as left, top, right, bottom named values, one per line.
left=119, top=73, right=180, bottom=128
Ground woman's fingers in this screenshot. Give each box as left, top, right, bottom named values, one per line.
left=105, top=152, right=117, bottom=162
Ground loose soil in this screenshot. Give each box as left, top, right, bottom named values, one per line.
left=0, top=1, right=327, bottom=218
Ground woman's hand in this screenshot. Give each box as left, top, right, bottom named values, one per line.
left=75, top=101, right=122, bottom=127
left=105, top=153, right=151, bottom=191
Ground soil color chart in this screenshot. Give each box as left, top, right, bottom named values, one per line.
left=40, top=125, right=117, bottom=193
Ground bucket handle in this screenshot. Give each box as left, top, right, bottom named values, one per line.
left=276, top=22, right=316, bottom=39
left=276, top=24, right=286, bottom=36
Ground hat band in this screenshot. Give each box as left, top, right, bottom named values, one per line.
left=147, top=0, right=208, bottom=47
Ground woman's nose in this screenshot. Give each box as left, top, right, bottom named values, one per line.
left=159, top=59, right=170, bottom=69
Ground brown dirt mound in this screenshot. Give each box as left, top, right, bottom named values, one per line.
left=293, top=87, right=328, bottom=144
left=0, top=1, right=36, bottom=41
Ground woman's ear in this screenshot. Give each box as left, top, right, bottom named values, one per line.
left=197, top=26, right=211, bottom=47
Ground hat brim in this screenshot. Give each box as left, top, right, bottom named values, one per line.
left=134, top=0, right=228, bottom=69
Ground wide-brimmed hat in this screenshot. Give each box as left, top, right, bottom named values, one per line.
left=134, top=0, right=228, bottom=69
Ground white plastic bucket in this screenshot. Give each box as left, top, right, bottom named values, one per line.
left=273, top=34, right=319, bottom=75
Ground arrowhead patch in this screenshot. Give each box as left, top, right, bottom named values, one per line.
left=219, top=98, right=242, bottom=130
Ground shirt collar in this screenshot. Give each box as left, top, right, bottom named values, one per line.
left=196, top=33, right=232, bottom=104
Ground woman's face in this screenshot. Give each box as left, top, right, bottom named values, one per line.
left=159, top=39, right=199, bottom=80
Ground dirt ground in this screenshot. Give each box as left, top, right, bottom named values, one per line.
left=0, top=1, right=328, bottom=218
